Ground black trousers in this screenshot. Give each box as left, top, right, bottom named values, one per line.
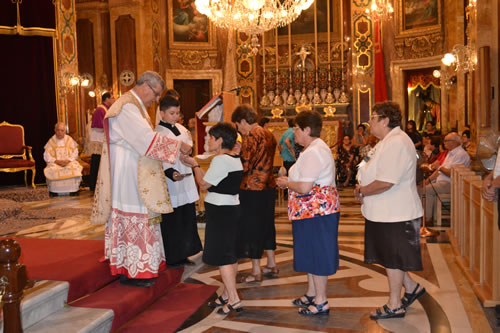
left=89, top=154, right=101, bottom=191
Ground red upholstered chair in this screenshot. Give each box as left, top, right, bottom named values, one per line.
left=0, top=121, right=36, bottom=189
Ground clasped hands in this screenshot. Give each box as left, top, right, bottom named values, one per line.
left=482, top=180, right=498, bottom=201
left=276, top=176, right=289, bottom=189
left=354, top=184, right=364, bottom=203
left=55, top=160, right=70, bottom=167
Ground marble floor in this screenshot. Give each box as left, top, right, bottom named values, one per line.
left=4, top=187, right=498, bottom=332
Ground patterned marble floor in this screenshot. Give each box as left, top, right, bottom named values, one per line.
left=6, top=187, right=496, bottom=332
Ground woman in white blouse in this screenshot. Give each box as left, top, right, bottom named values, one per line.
left=354, top=102, right=425, bottom=320
left=276, top=111, right=340, bottom=316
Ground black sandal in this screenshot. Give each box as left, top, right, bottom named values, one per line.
left=217, top=301, right=244, bottom=315
left=298, top=301, right=330, bottom=315
left=370, top=304, right=406, bottom=320
left=402, top=283, right=426, bottom=308
left=292, top=294, right=315, bottom=307
left=208, top=295, right=228, bottom=309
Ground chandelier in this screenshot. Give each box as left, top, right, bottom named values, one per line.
left=365, top=0, right=393, bottom=21
left=194, top=0, right=315, bottom=36
left=441, top=44, right=476, bottom=73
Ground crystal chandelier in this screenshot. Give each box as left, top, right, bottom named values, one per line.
left=441, top=44, right=476, bottom=73
left=365, top=0, right=393, bottom=21
left=194, top=0, right=315, bottom=36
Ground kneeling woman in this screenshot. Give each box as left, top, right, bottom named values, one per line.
left=182, top=122, right=244, bottom=315
left=276, top=111, right=340, bottom=315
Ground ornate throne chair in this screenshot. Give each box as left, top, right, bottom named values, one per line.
left=0, top=121, right=36, bottom=189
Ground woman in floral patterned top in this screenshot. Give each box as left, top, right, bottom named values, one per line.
left=276, top=110, right=340, bottom=316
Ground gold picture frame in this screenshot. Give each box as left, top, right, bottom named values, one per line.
left=395, top=0, right=442, bottom=37
left=167, top=0, right=216, bottom=49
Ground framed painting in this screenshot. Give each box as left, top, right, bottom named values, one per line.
left=396, top=0, right=442, bottom=37
left=277, top=0, right=341, bottom=44
left=168, top=0, right=216, bottom=49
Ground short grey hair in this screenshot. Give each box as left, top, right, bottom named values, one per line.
left=136, top=71, right=165, bottom=91
left=54, top=122, right=66, bottom=130
left=446, top=132, right=461, bottom=144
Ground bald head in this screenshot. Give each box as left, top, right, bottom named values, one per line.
left=444, top=132, right=461, bottom=150
left=54, top=122, right=66, bottom=140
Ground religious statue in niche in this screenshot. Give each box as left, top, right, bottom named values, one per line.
left=172, top=0, right=208, bottom=42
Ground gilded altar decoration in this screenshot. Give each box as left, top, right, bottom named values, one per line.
left=323, top=106, right=337, bottom=117
left=271, top=108, right=284, bottom=119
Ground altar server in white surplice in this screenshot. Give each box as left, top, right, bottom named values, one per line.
left=155, top=96, right=202, bottom=267
left=44, top=122, right=83, bottom=196
left=90, top=71, right=192, bottom=288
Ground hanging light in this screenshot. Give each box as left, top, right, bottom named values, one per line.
left=195, top=0, right=314, bottom=36
left=365, top=0, right=393, bottom=21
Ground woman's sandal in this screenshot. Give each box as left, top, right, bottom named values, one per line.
left=238, top=273, right=263, bottom=283
left=208, top=295, right=228, bottom=309
left=217, top=301, right=244, bottom=315
left=298, top=301, right=330, bottom=316
left=262, top=266, right=279, bottom=277
left=370, top=304, right=406, bottom=320
left=292, top=294, right=315, bottom=307
left=402, top=283, right=426, bottom=308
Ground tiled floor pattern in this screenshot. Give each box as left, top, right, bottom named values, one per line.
left=11, top=188, right=493, bottom=332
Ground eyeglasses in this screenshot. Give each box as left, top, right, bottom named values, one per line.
left=146, top=82, right=161, bottom=98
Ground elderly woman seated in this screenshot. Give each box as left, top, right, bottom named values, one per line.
left=44, top=122, right=82, bottom=196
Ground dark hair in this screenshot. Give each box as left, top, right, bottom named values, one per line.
left=231, top=104, right=257, bottom=124
left=295, top=111, right=322, bottom=137
left=258, top=117, right=270, bottom=127
left=344, top=134, right=352, bottom=140
left=426, top=120, right=435, bottom=127
left=407, top=120, right=417, bottom=131
left=462, top=129, right=470, bottom=138
left=430, top=136, right=441, bottom=147
left=159, top=95, right=180, bottom=110
left=357, top=123, right=366, bottom=130
left=421, top=133, right=430, bottom=138
left=165, top=89, right=180, bottom=100
left=102, top=92, right=112, bottom=103
left=208, top=122, right=237, bottom=150
left=372, top=101, right=402, bottom=129
left=287, top=118, right=295, bottom=128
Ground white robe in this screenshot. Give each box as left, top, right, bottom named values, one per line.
left=104, top=90, right=180, bottom=278
left=43, top=135, right=82, bottom=193
left=155, top=123, right=199, bottom=208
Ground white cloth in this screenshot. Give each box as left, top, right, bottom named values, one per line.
left=435, top=145, right=471, bottom=183
left=204, top=154, right=243, bottom=206
left=288, top=138, right=336, bottom=187
left=104, top=89, right=179, bottom=278
left=47, top=178, right=81, bottom=193
left=155, top=123, right=199, bottom=207
left=357, top=127, right=423, bottom=222
left=494, top=147, right=500, bottom=178
left=43, top=135, right=82, bottom=180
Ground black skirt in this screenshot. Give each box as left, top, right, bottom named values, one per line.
left=364, top=218, right=423, bottom=271
left=202, top=203, right=240, bottom=266
left=237, top=189, right=276, bottom=259
left=160, top=202, right=202, bottom=264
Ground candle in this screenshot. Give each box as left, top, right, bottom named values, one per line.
left=288, top=25, right=292, bottom=69
left=262, top=33, right=266, bottom=73
left=275, top=28, right=279, bottom=73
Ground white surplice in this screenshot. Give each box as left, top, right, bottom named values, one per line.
left=155, top=123, right=199, bottom=207
left=104, top=90, right=180, bottom=278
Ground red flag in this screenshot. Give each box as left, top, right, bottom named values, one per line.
left=374, top=20, right=388, bottom=103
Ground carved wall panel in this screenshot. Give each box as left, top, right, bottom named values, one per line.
left=394, top=33, right=443, bottom=60
left=115, top=15, right=137, bottom=94
left=168, top=49, right=217, bottom=70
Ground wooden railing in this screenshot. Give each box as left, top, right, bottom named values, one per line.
left=450, top=165, right=500, bottom=306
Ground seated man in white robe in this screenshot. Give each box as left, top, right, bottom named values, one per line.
left=44, top=122, right=83, bottom=196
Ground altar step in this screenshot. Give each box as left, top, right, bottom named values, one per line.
left=0, top=280, right=113, bottom=333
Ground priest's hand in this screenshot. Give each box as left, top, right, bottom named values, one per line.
left=180, top=154, right=197, bottom=168
left=55, top=160, right=70, bottom=167
left=179, top=142, right=192, bottom=155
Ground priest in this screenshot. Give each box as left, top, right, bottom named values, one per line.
left=43, top=122, right=83, bottom=196
left=91, top=71, right=192, bottom=287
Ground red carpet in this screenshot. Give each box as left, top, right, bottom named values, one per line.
left=72, top=268, right=184, bottom=332
left=119, top=283, right=218, bottom=333
left=9, top=238, right=116, bottom=302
